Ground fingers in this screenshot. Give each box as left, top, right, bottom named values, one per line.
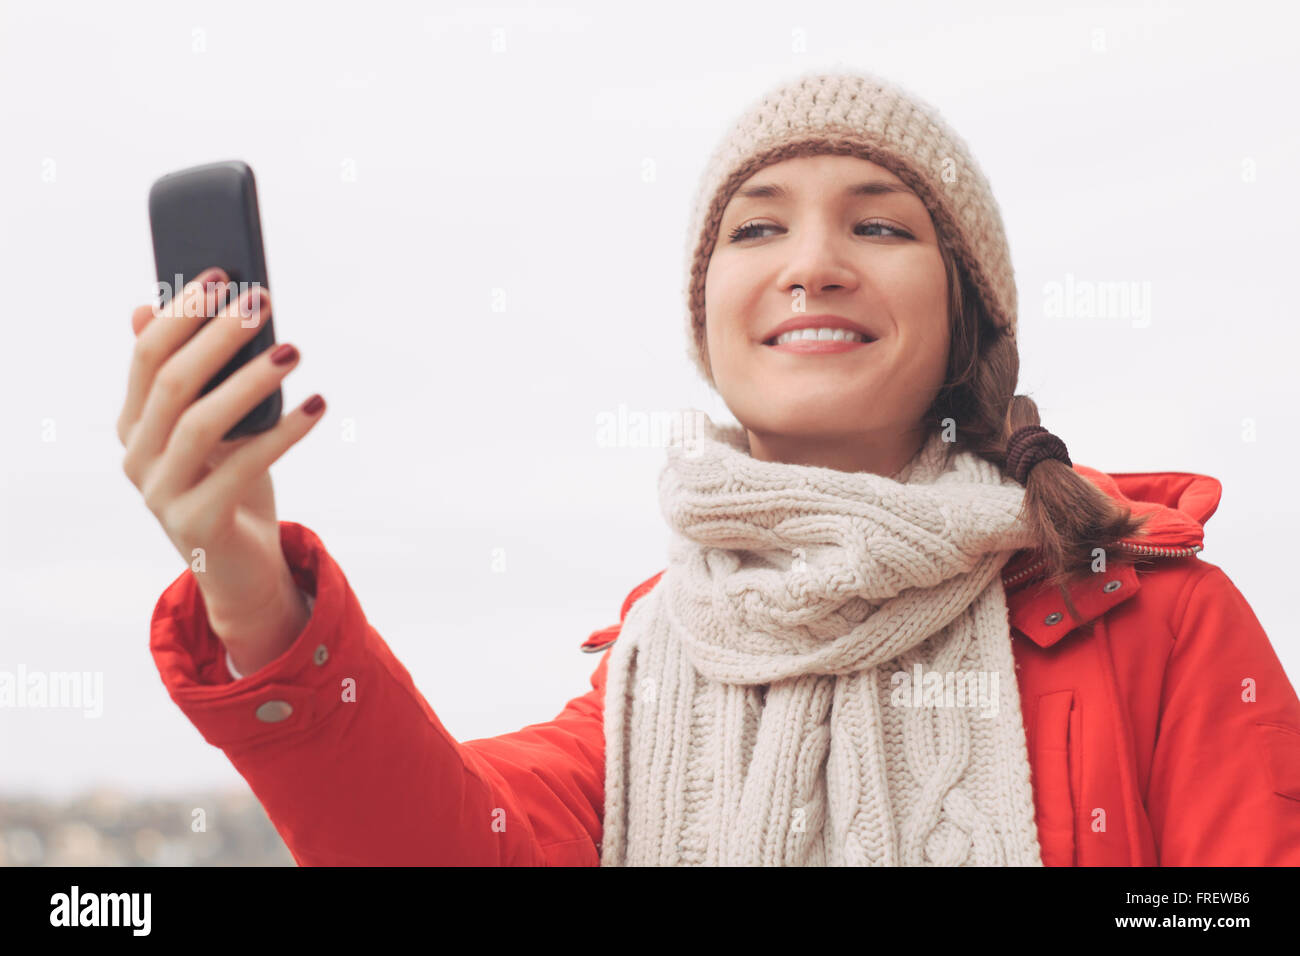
left=148, top=337, right=304, bottom=502
left=131, top=303, right=154, bottom=337
left=118, top=267, right=227, bottom=447
left=122, top=284, right=270, bottom=480
left=170, top=393, right=327, bottom=538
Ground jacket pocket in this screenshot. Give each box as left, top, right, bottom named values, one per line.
left=1254, top=721, right=1300, bottom=802
left=541, top=836, right=598, bottom=867
left=1033, top=690, right=1078, bottom=866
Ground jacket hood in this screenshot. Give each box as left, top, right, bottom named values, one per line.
left=999, top=464, right=1221, bottom=592
left=1075, top=465, right=1223, bottom=551
left=998, top=464, right=1223, bottom=648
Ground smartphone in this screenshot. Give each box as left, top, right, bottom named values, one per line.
left=148, top=159, right=282, bottom=441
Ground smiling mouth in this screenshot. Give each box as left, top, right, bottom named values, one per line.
left=763, top=331, right=877, bottom=351
left=762, top=337, right=875, bottom=355
left=762, top=329, right=876, bottom=347
left=763, top=335, right=875, bottom=346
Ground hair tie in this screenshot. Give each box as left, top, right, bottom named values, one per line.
left=1004, top=425, right=1071, bottom=485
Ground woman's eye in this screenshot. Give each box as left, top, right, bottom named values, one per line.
left=859, top=221, right=911, bottom=238
left=726, top=219, right=912, bottom=242
left=727, top=221, right=775, bottom=241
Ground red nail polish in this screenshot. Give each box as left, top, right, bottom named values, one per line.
left=303, top=394, right=325, bottom=415
left=270, top=343, right=298, bottom=365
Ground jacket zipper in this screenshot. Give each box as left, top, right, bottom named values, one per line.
left=1001, top=540, right=1204, bottom=590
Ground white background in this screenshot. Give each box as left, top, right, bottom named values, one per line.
left=2, top=0, right=1297, bottom=799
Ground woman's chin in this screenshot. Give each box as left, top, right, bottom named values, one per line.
left=741, top=401, right=878, bottom=438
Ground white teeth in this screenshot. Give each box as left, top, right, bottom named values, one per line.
left=771, top=327, right=870, bottom=345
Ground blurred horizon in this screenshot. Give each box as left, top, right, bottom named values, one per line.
left=0, top=787, right=294, bottom=866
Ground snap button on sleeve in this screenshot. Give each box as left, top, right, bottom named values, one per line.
left=1043, top=611, right=1063, bottom=625
left=1102, top=579, right=1122, bottom=593
left=255, top=700, right=294, bottom=723
left=313, top=644, right=329, bottom=666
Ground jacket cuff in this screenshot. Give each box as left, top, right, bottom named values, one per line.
left=149, top=521, right=345, bottom=753
left=225, top=590, right=316, bottom=681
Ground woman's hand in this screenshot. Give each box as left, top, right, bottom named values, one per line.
left=118, top=267, right=325, bottom=665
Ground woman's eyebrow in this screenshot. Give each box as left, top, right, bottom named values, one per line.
left=733, top=180, right=918, bottom=201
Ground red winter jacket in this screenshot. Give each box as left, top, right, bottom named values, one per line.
left=149, top=465, right=1300, bottom=866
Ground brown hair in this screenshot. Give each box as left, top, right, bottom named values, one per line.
left=924, top=240, right=1154, bottom=619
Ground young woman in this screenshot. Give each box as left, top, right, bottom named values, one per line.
left=122, top=70, right=1300, bottom=866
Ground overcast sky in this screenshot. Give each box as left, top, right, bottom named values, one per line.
left=2, top=0, right=1297, bottom=799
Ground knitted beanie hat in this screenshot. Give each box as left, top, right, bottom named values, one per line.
left=683, top=68, right=1017, bottom=387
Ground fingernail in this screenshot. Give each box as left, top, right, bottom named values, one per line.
left=270, top=343, right=298, bottom=365
left=303, top=394, right=325, bottom=415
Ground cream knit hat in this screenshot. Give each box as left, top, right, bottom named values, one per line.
left=683, top=68, right=1018, bottom=387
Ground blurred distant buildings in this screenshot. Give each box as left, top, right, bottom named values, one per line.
left=0, top=788, right=295, bottom=866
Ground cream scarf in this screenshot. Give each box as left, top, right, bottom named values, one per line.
left=600, top=410, right=1044, bottom=866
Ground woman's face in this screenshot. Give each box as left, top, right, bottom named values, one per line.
left=703, top=154, right=950, bottom=475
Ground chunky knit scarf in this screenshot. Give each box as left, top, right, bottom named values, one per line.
left=600, top=411, right=1044, bottom=866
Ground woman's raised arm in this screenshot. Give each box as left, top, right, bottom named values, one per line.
left=149, top=520, right=616, bottom=866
